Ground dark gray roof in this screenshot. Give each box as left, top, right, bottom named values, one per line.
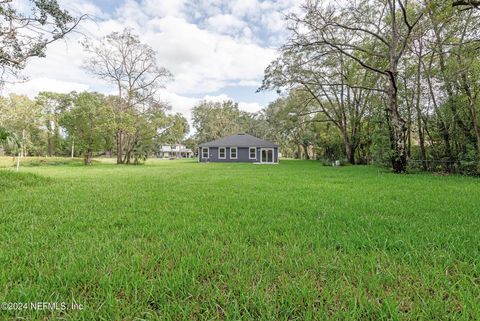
left=199, top=133, right=278, bottom=147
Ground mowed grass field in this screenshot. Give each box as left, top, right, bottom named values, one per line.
left=0, top=158, right=479, bottom=320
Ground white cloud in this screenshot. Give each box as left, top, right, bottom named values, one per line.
left=143, top=0, right=187, bottom=17
left=229, top=0, right=261, bottom=18
left=144, top=16, right=276, bottom=94
left=235, top=80, right=262, bottom=87
left=261, top=11, right=286, bottom=33
left=5, top=78, right=89, bottom=97
left=205, top=14, right=249, bottom=37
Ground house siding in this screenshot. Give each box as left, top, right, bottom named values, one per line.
left=198, top=147, right=278, bottom=163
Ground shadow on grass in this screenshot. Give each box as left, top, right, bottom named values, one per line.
left=0, top=170, right=51, bottom=191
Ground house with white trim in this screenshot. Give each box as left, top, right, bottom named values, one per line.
left=198, top=133, right=279, bottom=163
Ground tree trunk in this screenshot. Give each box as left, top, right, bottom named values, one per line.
left=125, top=151, right=131, bottom=165
left=348, top=144, right=355, bottom=165
left=467, top=96, right=480, bottom=156
left=461, top=75, right=480, bottom=157
left=407, top=97, right=412, bottom=159
left=71, top=139, right=75, bottom=159
left=414, top=45, right=427, bottom=171
left=84, top=150, right=93, bottom=165
left=344, top=136, right=355, bottom=165
left=47, top=123, right=52, bottom=157
left=415, top=108, right=427, bottom=171
left=341, top=125, right=356, bottom=165
left=439, top=121, right=453, bottom=172
left=116, top=130, right=123, bottom=164
left=387, top=80, right=408, bottom=173
left=303, top=144, right=310, bottom=160
left=387, top=1, right=407, bottom=173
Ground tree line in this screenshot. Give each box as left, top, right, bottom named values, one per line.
left=257, top=0, right=480, bottom=174
left=0, top=92, right=188, bottom=165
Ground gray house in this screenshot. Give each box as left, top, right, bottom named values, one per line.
left=198, top=133, right=279, bottom=163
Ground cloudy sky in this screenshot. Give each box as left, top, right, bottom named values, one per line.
left=6, top=0, right=300, bottom=121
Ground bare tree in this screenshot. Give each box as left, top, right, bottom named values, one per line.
left=82, top=29, right=173, bottom=164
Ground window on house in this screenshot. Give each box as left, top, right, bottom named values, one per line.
left=219, top=147, right=226, bottom=159
left=249, top=147, right=256, bottom=159
left=202, top=147, right=209, bottom=158
left=230, top=147, right=237, bottom=159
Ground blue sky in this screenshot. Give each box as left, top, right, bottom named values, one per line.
left=7, top=0, right=299, bottom=120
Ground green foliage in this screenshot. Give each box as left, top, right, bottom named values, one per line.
left=0, top=126, right=19, bottom=150
left=258, top=0, right=480, bottom=174
left=192, top=100, right=254, bottom=143
left=0, top=161, right=479, bottom=319
left=35, top=92, right=73, bottom=156
left=158, top=113, right=189, bottom=144
left=0, top=0, right=79, bottom=83
left=60, top=92, right=114, bottom=165
left=369, top=109, right=393, bottom=167
left=0, top=94, right=43, bottom=155
left=262, top=90, right=319, bottom=159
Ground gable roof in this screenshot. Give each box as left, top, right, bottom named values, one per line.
left=199, top=133, right=278, bottom=147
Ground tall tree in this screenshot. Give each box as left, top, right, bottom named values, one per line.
left=82, top=28, right=172, bottom=164
left=261, top=46, right=378, bottom=164
left=263, top=91, right=318, bottom=160
left=60, top=92, right=114, bottom=165
left=124, top=99, right=170, bottom=164
left=287, top=0, right=424, bottom=172
left=192, top=100, right=252, bottom=143
left=35, top=92, right=72, bottom=156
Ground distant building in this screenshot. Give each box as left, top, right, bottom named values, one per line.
left=158, top=144, right=193, bottom=159
left=198, top=133, right=279, bottom=163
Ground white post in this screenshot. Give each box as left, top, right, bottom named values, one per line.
left=71, top=139, right=75, bottom=159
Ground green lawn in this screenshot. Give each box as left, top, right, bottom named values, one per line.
left=0, top=159, right=479, bottom=320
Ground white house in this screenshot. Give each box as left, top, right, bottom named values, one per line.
left=158, top=144, right=193, bottom=159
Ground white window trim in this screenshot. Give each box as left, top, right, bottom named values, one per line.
left=202, top=147, right=209, bottom=159
left=218, top=147, right=226, bottom=159
left=230, top=147, right=238, bottom=159
left=249, top=147, right=256, bottom=160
